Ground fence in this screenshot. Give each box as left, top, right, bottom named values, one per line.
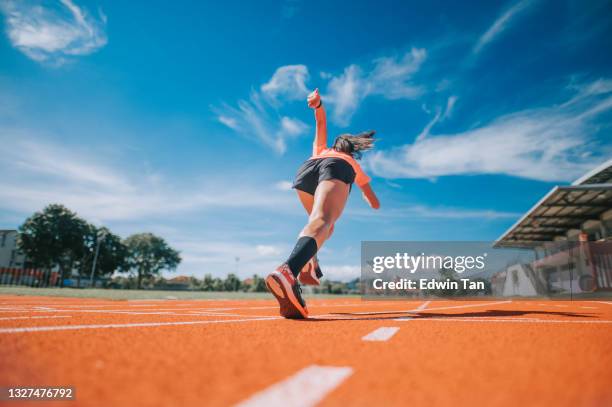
left=0, top=268, right=60, bottom=287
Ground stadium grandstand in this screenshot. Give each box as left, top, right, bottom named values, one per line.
left=493, top=159, right=612, bottom=297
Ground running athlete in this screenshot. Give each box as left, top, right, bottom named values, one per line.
left=265, top=88, right=380, bottom=319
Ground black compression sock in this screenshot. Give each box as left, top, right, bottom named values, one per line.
left=286, top=236, right=318, bottom=278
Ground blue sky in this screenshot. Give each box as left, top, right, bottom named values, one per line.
left=0, top=0, right=611, bottom=280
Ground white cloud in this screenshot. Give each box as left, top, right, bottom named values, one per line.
left=320, top=265, right=360, bottom=281
left=216, top=66, right=310, bottom=154
left=367, top=80, right=612, bottom=182
left=415, top=109, right=441, bottom=142
left=168, top=237, right=289, bottom=278
left=275, top=180, right=294, bottom=191
left=325, top=48, right=427, bottom=126
left=261, top=64, right=309, bottom=102
left=217, top=115, right=239, bottom=130
left=441, top=95, right=458, bottom=121
left=0, top=134, right=297, bottom=221
left=415, top=95, right=457, bottom=142
left=0, top=0, right=107, bottom=64
left=472, top=0, right=536, bottom=55
left=347, top=205, right=520, bottom=220
left=368, top=49, right=427, bottom=99
left=255, top=244, right=282, bottom=256
left=326, top=65, right=364, bottom=127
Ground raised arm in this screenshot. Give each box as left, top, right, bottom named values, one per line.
left=307, top=89, right=327, bottom=155
left=360, top=183, right=380, bottom=209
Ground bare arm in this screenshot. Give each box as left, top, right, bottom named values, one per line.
left=360, top=183, right=380, bottom=209
left=308, top=89, right=327, bottom=155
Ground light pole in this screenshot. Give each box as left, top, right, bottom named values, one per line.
left=89, top=230, right=107, bottom=288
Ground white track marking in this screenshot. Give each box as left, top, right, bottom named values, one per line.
left=0, top=316, right=282, bottom=334
left=235, top=365, right=353, bottom=407
left=313, top=301, right=510, bottom=320
left=580, top=306, right=597, bottom=309
left=394, top=300, right=430, bottom=321
left=0, top=315, right=71, bottom=321
left=594, top=301, right=612, bottom=305
left=410, top=318, right=612, bottom=324
left=333, top=300, right=511, bottom=317
left=362, top=327, right=400, bottom=342
left=421, top=300, right=511, bottom=312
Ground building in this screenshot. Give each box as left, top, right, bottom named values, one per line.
left=0, top=230, right=26, bottom=268
left=494, top=159, right=612, bottom=296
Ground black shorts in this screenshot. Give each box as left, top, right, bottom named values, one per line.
left=292, top=157, right=356, bottom=195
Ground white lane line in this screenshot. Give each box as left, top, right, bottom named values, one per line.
left=361, top=327, right=400, bottom=342
left=0, top=316, right=282, bottom=334
left=594, top=301, right=612, bottom=305
left=344, top=300, right=512, bottom=317
left=411, top=318, right=612, bottom=324
left=235, top=365, right=353, bottom=407
left=416, top=300, right=431, bottom=311
left=0, top=315, right=71, bottom=321
left=422, top=300, right=512, bottom=312
left=394, top=300, right=430, bottom=321
left=580, top=306, right=597, bottom=309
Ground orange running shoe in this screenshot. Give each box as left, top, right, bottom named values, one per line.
left=298, top=256, right=323, bottom=286
left=266, top=264, right=308, bottom=319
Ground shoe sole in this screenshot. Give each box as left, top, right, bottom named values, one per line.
left=265, top=273, right=308, bottom=319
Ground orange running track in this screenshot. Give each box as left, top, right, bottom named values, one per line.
left=1, top=295, right=611, bottom=407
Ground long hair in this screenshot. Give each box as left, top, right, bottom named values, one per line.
left=332, top=130, right=376, bottom=160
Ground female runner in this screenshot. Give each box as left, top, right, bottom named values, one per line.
left=266, top=88, right=380, bottom=319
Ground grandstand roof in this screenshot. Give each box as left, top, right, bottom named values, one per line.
left=495, top=159, right=612, bottom=249
left=572, top=158, right=612, bottom=186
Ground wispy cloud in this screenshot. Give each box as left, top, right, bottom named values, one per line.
left=164, top=236, right=291, bottom=278
left=325, top=48, right=427, bottom=126
left=0, top=133, right=297, bottom=222
left=261, top=64, right=310, bottom=103
left=415, top=96, right=457, bottom=142
left=0, top=0, right=107, bottom=65
left=215, top=65, right=310, bottom=154
left=367, top=79, right=612, bottom=182
left=347, top=205, right=521, bottom=220
left=472, top=0, right=536, bottom=55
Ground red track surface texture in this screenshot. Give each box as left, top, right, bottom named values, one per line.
left=1, top=295, right=611, bottom=407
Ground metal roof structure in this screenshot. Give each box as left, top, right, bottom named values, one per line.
left=572, top=158, right=612, bottom=186
left=495, top=159, right=612, bottom=249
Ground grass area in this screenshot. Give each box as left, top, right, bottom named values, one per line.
left=0, top=286, right=359, bottom=301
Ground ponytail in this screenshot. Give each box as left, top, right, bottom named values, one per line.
left=332, top=130, right=376, bottom=160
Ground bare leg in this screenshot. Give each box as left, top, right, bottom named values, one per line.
left=296, top=189, right=335, bottom=240
left=298, top=180, right=349, bottom=248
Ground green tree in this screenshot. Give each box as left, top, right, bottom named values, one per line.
left=18, top=204, right=89, bottom=287
left=224, top=273, right=242, bottom=291
left=123, top=233, right=181, bottom=289
left=79, top=226, right=128, bottom=286
left=249, top=275, right=267, bottom=292
left=202, top=274, right=215, bottom=291
left=212, top=277, right=225, bottom=291
left=189, top=276, right=202, bottom=290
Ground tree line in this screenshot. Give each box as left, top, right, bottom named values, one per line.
left=109, top=273, right=358, bottom=294
left=17, top=204, right=181, bottom=289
